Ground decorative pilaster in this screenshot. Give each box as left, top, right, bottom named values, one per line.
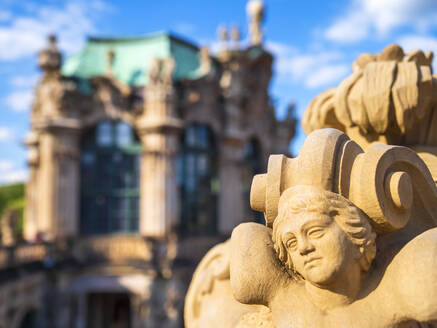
left=218, top=53, right=247, bottom=234
left=24, top=131, right=40, bottom=240
left=218, top=137, right=246, bottom=234
left=34, top=120, right=81, bottom=240
left=137, top=58, right=183, bottom=238
left=25, top=35, right=81, bottom=241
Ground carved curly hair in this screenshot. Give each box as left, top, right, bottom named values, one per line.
left=272, top=185, right=377, bottom=277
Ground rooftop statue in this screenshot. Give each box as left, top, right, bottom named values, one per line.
left=185, top=44, right=437, bottom=328
left=246, top=0, right=265, bottom=46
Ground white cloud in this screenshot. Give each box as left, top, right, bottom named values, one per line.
left=0, top=0, right=111, bottom=61
left=0, top=160, right=14, bottom=171
left=173, top=22, right=196, bottom=35
left=5, top=89, right=33, bottom=112
left=0, top=159, right=28, bottom=185
left=398, top=35, right=437, bottom=54
left=10, top=74, right=39, bottom=88
left=266, top=41, right=297, bottom=59
left=305, top=64, right=350, bottom=88
left=398, top=34, right=437, bottom=71
left=277, top=52, right=343, bottom=80
left=325, top=11, right=370, bottom=43
left=266, top=41, right=348, bottom=89
left=325, top=0, right=437, bottom=43
left=0, top=127, right=14, bottom=141
left=0, top=168, right=28, bottom=185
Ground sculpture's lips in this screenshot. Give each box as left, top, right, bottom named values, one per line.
left=304, top=257, right=321, bottom=267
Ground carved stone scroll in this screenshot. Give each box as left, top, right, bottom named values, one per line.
left=186, top=128, right=437, bottom=327
left=251, top=128, right=437, bottom=233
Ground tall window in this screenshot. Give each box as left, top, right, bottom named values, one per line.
left=243, top=138, right=264, bottom=223
left=18, top=310, right=37, bottom=328
left=80, top=121, right=141, bottom=235
left=178, top=124, right=218, bottom=235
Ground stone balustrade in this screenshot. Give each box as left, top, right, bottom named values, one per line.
left=0, top=235, right=157, bottom=271
left=73, top=235, right=154, bottom=264
left=0, top=243, right=49, bottom=269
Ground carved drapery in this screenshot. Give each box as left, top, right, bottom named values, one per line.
left=303, top=44, right=437, bottom=150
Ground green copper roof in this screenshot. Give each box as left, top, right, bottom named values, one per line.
left=62, top=32, right=203, bottom=87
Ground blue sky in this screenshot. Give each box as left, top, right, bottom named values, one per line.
left=1, top=0, right=437, bottom=184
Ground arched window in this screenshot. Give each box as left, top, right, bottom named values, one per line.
left=242, top=138, right=264, bottom=223
left=80, top=121, right=141, bottom=235
left=178, top=124, right=218, bottom=235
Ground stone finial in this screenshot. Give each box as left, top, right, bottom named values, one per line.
left=162, top=57, right=175, bottom=84
left=148, top=58, right=162, bottom=84
left=199, top=47, right=213, bottom=75
left=231, top=26, right=241, bottom=49
left=218, top=25, right=229, bottom=51
left=246, top=0, right=265, bottom=46
left=38, top=34, right=62, bottom=73
left=106, top=49, right=115, bottom=75
left=147, top=57, right=175, bottom=86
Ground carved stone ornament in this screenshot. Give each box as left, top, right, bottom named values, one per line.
left=246, top=0, right=265, bottom=46
left=185, top=128, right=437, bottom=327
left=302, top=44, right=436, bottom=149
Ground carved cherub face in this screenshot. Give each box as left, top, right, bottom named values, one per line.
left=276, top=211, right=358, bottom=286
left=272, top=186, right=376, bottom=287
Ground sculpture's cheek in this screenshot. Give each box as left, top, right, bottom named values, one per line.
left=305, top=260, right=337, bottom=285
left=289, top=253, right=306, bottom=277
left=303, top=232, right=352, bottom=285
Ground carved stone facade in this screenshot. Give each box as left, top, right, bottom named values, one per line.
left=1, top=3, right=295, bottom=327
left=0, top=273, right=45, bottom=328
left=24, top=33, right=294, bottom=243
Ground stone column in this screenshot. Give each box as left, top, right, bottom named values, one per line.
left=218, top=55, right=246, bottom=234
left=138, top=132, right=181, bottom=237
left=137, top=58, right=183, bottom=238
left=32, top=120, right=81, bottom=240
left=218, top=136, right=245, bottom=234
left=25, top=35, right=81, bottom=241
left=24, top=132, right=40, bottom=240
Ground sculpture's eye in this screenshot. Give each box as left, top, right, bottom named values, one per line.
left=307, top=227, right=325, bottom=239
left=285, top=238, right=297, bottom=250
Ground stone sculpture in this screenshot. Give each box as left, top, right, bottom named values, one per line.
left=229, top=128, right=437, bottom=327
left=185, top=44, right=437, bottom=327
left=302, top=44, right=436, bottom=150
left=184, top=241, right=267, bottom=328
left=246, top=0, right=264, bottom=46
left=186, top=128, right=437, bottom=327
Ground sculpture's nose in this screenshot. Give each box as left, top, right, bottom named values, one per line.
left=298, top=236, right=314, bottom=255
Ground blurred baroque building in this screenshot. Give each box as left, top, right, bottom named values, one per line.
left=0, top=2, right=295, bottom=327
